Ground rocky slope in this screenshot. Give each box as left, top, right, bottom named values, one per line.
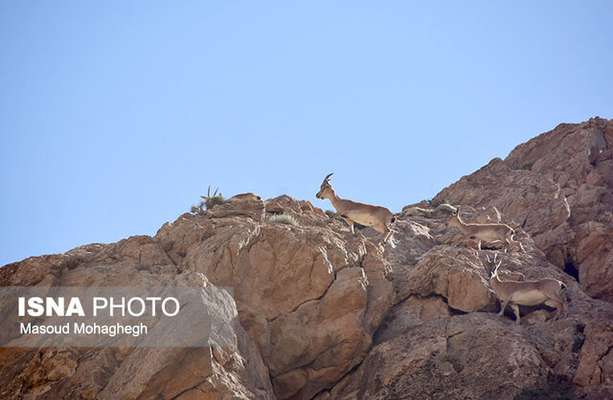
left=435, top=117, right=613, bottom=302
left=1, top=118, right=612, bottom=399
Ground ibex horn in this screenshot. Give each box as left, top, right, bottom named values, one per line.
left=324, top=173, right=334, bottom=182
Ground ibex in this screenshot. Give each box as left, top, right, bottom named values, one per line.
left=403, top=203, right=457, bottom=218
left=316, top=173, right=396, bottom=247
left=447, top=207, right=520, bottom=252
left=485, top=253, right=566, bottom=325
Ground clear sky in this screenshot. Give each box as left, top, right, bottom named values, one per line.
left=1, top=1, right=612, bottom=265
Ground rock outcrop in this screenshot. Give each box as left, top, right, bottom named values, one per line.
left=434, top=117, right=613, bottom=302
left=0, top=238, right=275, bottom=400
left=317, top=202, right=613, bottom=400
left=1, top=118, right=612, bottom=399
left=0, top=194, right=394, bottom=400
left=157, top=195, right=394, bottom=400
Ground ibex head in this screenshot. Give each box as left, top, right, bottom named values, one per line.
left=446, top=206, right=462, bottom=226
left=316, top=173, right=335, bottom=200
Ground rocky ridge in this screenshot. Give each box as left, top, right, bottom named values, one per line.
left=0, top=118, right=612, bottom=399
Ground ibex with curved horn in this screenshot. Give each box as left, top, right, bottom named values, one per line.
left=447, top=207, right=520, bottom=252
left=485, top=253, right=566, bottom=324
left=316, top=173, right=396, bottom=247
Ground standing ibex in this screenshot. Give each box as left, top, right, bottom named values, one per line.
left=485, top=253, right=566, bottom=325
left=447, top=207, right=520, bottom=252
left=316, top=173, right=396, bottom=247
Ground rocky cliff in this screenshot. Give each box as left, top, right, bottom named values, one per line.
left=435, top=117, right=613, bottom=302
left=1, top=118, right=612, bottom=399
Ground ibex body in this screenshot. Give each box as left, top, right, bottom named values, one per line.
left=498, top=270, right=526, bottom=281
left=448, top=208, right=519, bottom=252
left=316, top=173, right=396, bottom=246
left=403, top=203, right=457, bottom=218
left=486, top=254, right=566, bottom=325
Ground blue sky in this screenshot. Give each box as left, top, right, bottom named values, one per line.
left=1, top=1, right=612, bottom=265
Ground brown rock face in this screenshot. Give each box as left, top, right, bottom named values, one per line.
left=1, top=195, right=393, bottom=400
left=0, top=244, right=275, bottom=400
left=1, top=118, right=613, bottom=399
left=158, top=198, right=394, bottom=400
left=435, top=117, right=613, bottom=302
left=313, top=194, right=613, bottom=399
left=317, top=314, right=561, bottom=400
left=402, top=246, right=496, bottom=312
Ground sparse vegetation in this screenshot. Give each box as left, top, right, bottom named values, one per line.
left=202, top=186, right=225, bottom=209
left=191, top=186, right=225, bottom=214
left=268, top=213, right=299, bottom=226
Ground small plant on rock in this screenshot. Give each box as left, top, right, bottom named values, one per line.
left=202, top=186, right=225, bottom=209
left=268, top=213, right=299, bottom=226
left=191, top=186, right=225, bottom=214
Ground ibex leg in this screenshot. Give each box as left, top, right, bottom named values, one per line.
left=510, top=303, right=521, bottom=325
left=545, top=298, right=564, bottom=319
left=340, top=216, right=355, bottom=234
left=498, top=299, right=509, bottom=316
left=383, top=226, right=393, bottom=243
